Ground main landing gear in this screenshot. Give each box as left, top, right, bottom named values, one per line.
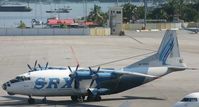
left=28, top=96, right=47, bottom=104
left=42, top=96, right=47, bottom=103
left=71, top=96, right=85, bottom=102
left=28, top=96, right=35, bottom=104
left=70, top=95, right=101, bottom=102
left=87, top=95, right=101, bottom=101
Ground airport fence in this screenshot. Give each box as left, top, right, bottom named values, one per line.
left=0, top=28, right=90, bottom=36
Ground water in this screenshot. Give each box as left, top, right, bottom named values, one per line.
left=0, top=2, right=147, bottom=28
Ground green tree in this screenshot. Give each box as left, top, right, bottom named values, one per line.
left=87, top=5, right=108, bottom=26
left=122, top=3, right=144, bottom=23
left=148, top=0, right=199, bottom=22
left=18, top=20, right=26, bottom=29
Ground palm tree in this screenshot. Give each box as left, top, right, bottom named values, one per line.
left=87, top=5, right=108, bottom=26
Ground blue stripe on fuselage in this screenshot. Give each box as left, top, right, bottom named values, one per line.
left=159, top=36, right=174, bottom=64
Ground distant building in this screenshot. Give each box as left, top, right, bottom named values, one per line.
left=108, top=6, right=123, bottom=35
left=47, top=17, right=98, bottom=28
left=47, top=18, right=75, bottom=28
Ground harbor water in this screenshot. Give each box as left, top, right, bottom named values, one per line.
left=0, top=2, right=148, bottom=28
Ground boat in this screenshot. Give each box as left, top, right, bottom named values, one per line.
left=0, top=4, right=32, bottom=12
left=46, top=6, right=72, bottom=13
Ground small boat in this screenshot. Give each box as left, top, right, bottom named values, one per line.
left=46, top=7, right=72, bottom=13
left=0, top=4, right=32, bottom=12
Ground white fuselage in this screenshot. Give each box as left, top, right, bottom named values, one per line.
left=3, top=67, right=170, bottom=97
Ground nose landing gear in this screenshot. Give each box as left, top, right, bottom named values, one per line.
left=28, top=96, right=35, bottom=104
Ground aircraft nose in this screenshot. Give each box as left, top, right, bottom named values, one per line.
left=2, top=83, right=7, bottom=90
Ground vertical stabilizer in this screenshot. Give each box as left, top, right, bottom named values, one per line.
left=124, top=30, right=186, bottom=68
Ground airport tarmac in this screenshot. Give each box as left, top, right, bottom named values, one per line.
left=0, top=30, right=198, bottom=107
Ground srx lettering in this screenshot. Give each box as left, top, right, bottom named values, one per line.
left=34, top=78, right=72, bottom=89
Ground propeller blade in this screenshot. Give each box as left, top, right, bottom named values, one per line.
left=96, top=66, right=100, bottom=73
left=38, top=64, right=42, bottom=70
left=34, top=60, right=37, bottom=69
left=27, top=64, right=32, bottom=72
left=68, top=66, right=72, bottom=72
left=45, top=62, right=48, bottom=69
left=89, top=80, right=95, bottom=88
left=89, top=67, right=93, bottom=73
left=88, top=67, right=92, bottom=71
left=75, top=64, right=79, bottom=71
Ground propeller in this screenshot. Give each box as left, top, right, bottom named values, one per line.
left=27, top=60, right=38, bottom=72
left=68, top=64, right=79, bottom=89
left=27, top=64, right=32, bottom=72
left=45, top=62, right=48, bottom=70
left=33, top=60, right=37, bottom=70
left=38, top=64, right=42, bottom=70
left=68, top=64, right=79, bottom=77
left=27, top=60, right=49, bottom=72
left=88, top=66, right=100, bottom=88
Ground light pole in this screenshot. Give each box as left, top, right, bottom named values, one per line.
left=144, top=0, right=147, bottom=29
left=116, top=0, right=119, bottom=6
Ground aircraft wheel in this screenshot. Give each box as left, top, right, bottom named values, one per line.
left=71, top=96, right=78, bottom=102
left=77, top=96, right=84, bottom=102
left=71, top=96, right=84, bottom=102
left=28, top=98, right=35, bottom=104
left=87, top=95, right=101, bottom=101
left=86, top=95, right=92, bottom=101
left=95, top=95, right=101, bottom=101
left=42, top=96, right=47, bottom=104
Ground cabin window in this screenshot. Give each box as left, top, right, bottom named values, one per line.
left=116, top=11, right=121, bottom=14
left=10, top=76, right=30, bottom=83
left=181, top=97, right=198, bottom=102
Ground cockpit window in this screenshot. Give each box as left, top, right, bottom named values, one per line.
left=181, top=97, right=198, bottom=102
left=10, top=76, right=30, bottom=83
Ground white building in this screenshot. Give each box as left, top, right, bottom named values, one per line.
left=108, top=6, right=123, bottom=35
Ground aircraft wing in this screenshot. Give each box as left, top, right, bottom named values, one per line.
left=115, top=71, right=157, bottom=78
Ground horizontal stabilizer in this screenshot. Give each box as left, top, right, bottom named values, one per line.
left=168, top=66, right=198, bottom=71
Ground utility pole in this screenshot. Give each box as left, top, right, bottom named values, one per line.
left=116, top=0, right=119, bottom=6
left=144, top=0, right=147, bottom=29
left=85, top=0, right=87, bottom=21
left=83, top=0, right=87, bottom=22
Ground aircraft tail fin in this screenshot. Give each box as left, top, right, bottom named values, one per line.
left=124, top=30, right=186, bottom=68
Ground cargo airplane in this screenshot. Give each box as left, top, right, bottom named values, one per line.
left=182, top=23, right=199, bottom=34
left=2, top=30, right=188, bottom=104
